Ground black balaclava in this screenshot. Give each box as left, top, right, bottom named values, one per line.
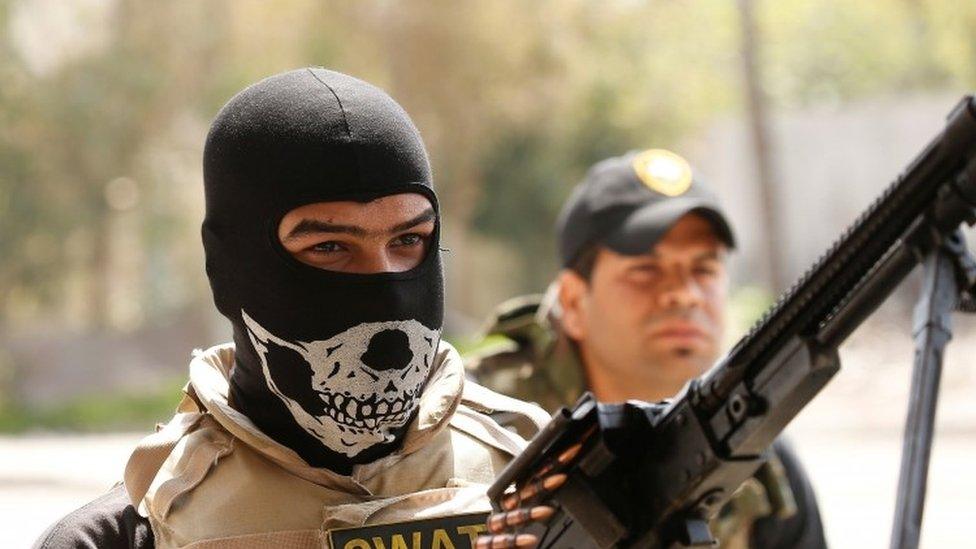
left=201, top=68, right=444, bottom=473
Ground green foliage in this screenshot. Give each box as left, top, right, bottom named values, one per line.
left=5, top=0, right=976, bottom=327
left=473, top=130, right=566, bottom=290
left=0, top=378, right=185, bottom=433
left=746, top=0, right=976, bottom=108
left=4, top=0, right=976, bottom=430
left=727, top=285, right=776, bottom=340
left=449, top=334, right=511, bottom=358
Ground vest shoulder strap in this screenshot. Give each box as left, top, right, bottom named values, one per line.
left=123, top=409, right=206, bottom=508
left=449, top=405, right=528, bottom=458
left=460, top=380, right=551, bottom=434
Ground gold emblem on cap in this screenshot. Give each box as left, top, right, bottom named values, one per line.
left=632, top=149, right=693, bottom=197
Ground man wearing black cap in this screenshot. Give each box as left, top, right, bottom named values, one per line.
left=469, top=149, right=827, bottom=548
left=34, top=68, right=549, bottom=549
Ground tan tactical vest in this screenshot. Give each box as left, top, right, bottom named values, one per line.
left=466, top=287, right=799, bottom=549
left=124, top=341, right=550, bottom=549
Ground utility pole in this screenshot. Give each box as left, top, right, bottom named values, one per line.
left=737, top=0, right=785, bottom=293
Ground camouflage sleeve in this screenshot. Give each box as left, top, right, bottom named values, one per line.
left=466, top=339, right=584, bottom=416
left=749, top=439, right=828, bottom=549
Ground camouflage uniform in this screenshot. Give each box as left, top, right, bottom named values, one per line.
left=467, top=287, right=824, bottom=549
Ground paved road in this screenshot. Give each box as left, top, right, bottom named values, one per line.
left=1, top=433, right=142, bottom=548
left=791, top=430, right=975, bottom=548
left=3, top=428, right=974, bottom=547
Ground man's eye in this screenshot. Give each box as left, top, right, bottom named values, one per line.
left=629, top=264, right=660, bottom=274
left=694, top=264, right=720, bottom=276
left=391, top=233, right=424, bottom=247
left=310, top=241, right=345, bottom=253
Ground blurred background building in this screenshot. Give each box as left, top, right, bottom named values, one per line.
left=3, top=0, right=976, bottom=546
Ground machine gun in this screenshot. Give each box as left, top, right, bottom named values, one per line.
left=486, top=96, right=976, bottom=548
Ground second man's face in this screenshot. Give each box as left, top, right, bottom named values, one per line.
left=561, top=213, right=729, bottom=401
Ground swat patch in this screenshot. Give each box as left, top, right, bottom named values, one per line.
left=632, top=149, right=693, bottom=197
left=328, top=512, right=489, bottom=549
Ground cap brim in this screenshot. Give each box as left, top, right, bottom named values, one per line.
left=602, top=197, right=736, bottom=256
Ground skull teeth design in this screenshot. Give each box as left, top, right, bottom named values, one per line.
left=242, top=310, right=440, bottom=458
left=318, top=384, right=422, bottom=433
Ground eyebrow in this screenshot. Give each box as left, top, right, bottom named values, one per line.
left=284, top=208, right=436, bottom=241
left=643, top=249, right=726, bottom=262
left=693, top=250, right=726, bottom=262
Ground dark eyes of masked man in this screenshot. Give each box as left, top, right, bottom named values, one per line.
left=34, top=68, right=549, bottom=549
left=471, top=149, right=827, bottom=549
left=278, top=193, right=436, bottom=273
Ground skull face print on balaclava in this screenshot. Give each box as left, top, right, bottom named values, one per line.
left=201, top=68, right=444, bottom=473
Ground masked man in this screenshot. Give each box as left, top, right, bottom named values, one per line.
left=470, top=150, right=827, bottom=548
left=35, top=68, right=549, bottom=549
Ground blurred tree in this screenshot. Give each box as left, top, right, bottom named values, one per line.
left=4, top=0, right=976, bottom=332
left=738, top=0, right=785, bottom=292
left=762, top=0, right=961, bottom=105
left=1, top=0, right=228, bottom=330
left=0, top=0, right=70, bottom=330
left=5, top=0, right=976, bottom=426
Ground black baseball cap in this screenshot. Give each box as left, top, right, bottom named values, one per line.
left=556, top=149, right=736, bottom=267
